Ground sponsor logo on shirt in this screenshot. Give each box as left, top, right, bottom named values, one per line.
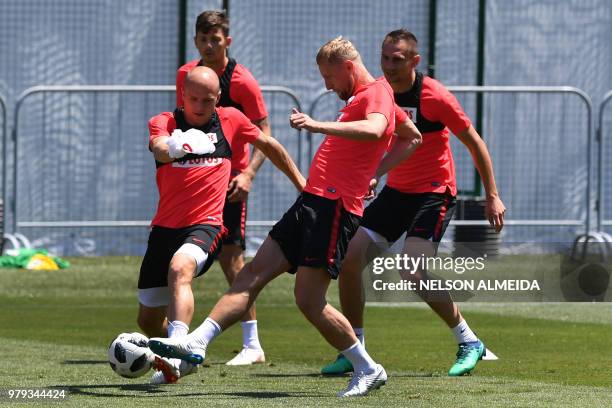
left=401, top=106, right=417, bottom=124
left=172, top=157, right=224, bottom=168
left=206, top=132, right=218, bottom=143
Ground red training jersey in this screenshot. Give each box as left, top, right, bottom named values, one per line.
left=176, top=59, right=268, bottom=173
left=148, top=107, right=260, bottom=228
left=387, top=75, right=470, bottom=196
left=304, top=78, right=396, bottom=216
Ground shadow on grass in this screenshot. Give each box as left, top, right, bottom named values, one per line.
left=251, top=371, right=437, bottom=379
left=251, top=373, right=329, bottom=378
left=62, top=360, right=108, bottom=365
left=51, top=384, right=325, bottom=399
left=51, top=384, right=170, bottom=398
left=390, top=372, right=439, bottom=378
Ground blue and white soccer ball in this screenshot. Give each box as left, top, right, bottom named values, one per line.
left=108, top=332, right=154, bottom=378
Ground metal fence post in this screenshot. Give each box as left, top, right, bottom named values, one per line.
left=0, top=94, right=6, bottom=251
left=597, top=90, right=612, bottom=234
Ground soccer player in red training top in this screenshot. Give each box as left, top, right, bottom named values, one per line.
left=137, top=66, right=305, bottom=384
left=321, top=29, right=507, bottom=377
left=176, top=10, right=271, bottom=365
left=150, top=37, right=422, bottom=397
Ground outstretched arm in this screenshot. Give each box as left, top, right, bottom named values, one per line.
left=456, top=125, right=506, bottom=232
left=290, top=109, right=388, bottom=141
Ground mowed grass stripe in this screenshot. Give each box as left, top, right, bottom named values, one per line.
left=1, top=256, right=611, bottom=407
left=1, top=296, right=611, bottom=387
left=0, top=337, right=610, bottom=408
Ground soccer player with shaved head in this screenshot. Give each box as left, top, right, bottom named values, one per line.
left=320, top=29, right=506, bottom=378
left=150, top=37, right=422, bottom=397
left=137, top=66, right=305, bottom=384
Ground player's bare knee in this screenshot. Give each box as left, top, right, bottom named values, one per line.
left=294, top=289, right=325, bottom=318
left=167, top=258, right=195, bottom=287
left=340, top=254, right=362, bottom=278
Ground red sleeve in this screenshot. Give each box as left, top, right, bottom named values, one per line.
left=222, top=107, right=261, bottom=145
left=176, top=60, right=199, bottom=108
left=362, top=82, right=394, bottom=124
left=394, top=103, right=408, bottom=123
left=425, top=79, right=471, bottom=135
left=148, top=112, right=176, bottom=144
left=229, top=65, right=268, bottom=122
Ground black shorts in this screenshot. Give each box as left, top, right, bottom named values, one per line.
left=361, top=186, right=456, bottom=244
left=138, top=224, right=224, bottom=290
left=269, top=192, right=361, bottom=279
left=222, top=199, right=247, bottom=249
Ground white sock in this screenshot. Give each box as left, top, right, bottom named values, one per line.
left=167, top=320, right=189, bottom=338
left=187, top=317, right=222, bottom=350
left=340, top=341, right=376, bottom=374
left=451, top=319, right=478, bottom=344
left=167, top=320, right=189, bottom=370
left=353, top=327, right=365, bottom=347
left=241, top=320, right=262, bottom=350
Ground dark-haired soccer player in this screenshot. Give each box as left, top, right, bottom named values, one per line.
left=176, top=10, right=271, bottom=366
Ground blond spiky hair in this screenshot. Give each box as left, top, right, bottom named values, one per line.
left=316, top=36, right=361, bottom=64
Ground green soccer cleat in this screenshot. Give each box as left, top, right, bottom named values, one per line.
left=448, top=340, right=485, bottom=376
left=321, top=354, right=354, bottom=375
left=148, top=338, right=205, bottom=366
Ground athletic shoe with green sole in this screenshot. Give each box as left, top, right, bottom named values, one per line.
left=321, top=354, right=353, bottom=375
left=448, top=340, right=485, bottom=376
left=148, top=338, right=205, bottom=365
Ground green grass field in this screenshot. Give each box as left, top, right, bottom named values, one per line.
left=0, top=256, right=611, bottom=407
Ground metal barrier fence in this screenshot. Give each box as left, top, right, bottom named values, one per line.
left=1, top=94, right=6, bottom=201
left=598, top=90, right=612, bottom=231
left=447, top=86, right=593, bottom=233
left=7, top=84, right=601, bottom=251
left=307, top=86, right=593, bottom=235
left=0, top=93, right=6, bottom=252
left=10, top=85, right=305, bottom=254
